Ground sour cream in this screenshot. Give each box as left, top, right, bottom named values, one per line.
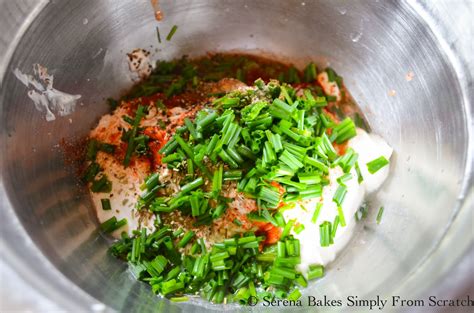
left=90, top=152, right=156, bottom=237
left=283, top=128, right=392, bottom=275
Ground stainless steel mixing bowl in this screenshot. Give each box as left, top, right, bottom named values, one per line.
left=0, top=0, right=472, bottom=312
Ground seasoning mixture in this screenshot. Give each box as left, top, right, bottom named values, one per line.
left=83, top=54, right=392, bottom=304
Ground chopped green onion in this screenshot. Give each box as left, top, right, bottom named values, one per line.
left=100, top=216, right=127, bottom=233
left=170, top=296, right=189, bottom=302
left=281, top=219, right=295, bottom=238
left=190, top=193, right=201, bottom=217
left=366, top=156, right=390, bottom=174
left=307, top=265, right=324, bottom=280
left=156, top=26, right=161, bottom=43
left=91, top=175, right=112, bottom=193
left=166, top=25, right=178, bottom=41
left=212, top=165, right=223, bottom=198
left=280, top=150, right=304, bottom=171
left=82, top=162, right=100, bottom=182
left=376, top=206, right=384, bottom=224
left=101, top=198, right=112, bottom=211
left=123, top=105, right=145, bottom=167
left=333, top=185, right=347, bottom=206
left=319, top=221, right=332, bottom=247
left=294, top=223, right=305, bottom=234
left=287, top=288, right=302, bottom=301
left=233, top=218, right=242, bottom=226
left=178, top=231, right=195, bottom=248
left=355, top=161, right=364, bottom=184
left=331, top=215, right=340, bottom=238
left=337, top=205, right=346, bottom=227
left=180, top=177, right=204, bottom=194
left=303, top=62, right=317, bottom=82
left=332, top=117, right=357, bottom=144
left=336, top=173, right=352, bottom=186
left=311, top=203, right=323, bottom=224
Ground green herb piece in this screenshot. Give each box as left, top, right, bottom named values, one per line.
left=82, top=162, right=100, bottom=182
left=287, top=288, right=302, bottom=301
left=332, top=117, right=357, bottom=144
left=101, top=198, right=112, bottom=211
left=170, top=296, right=188, bottom=302
left=100, top=216, right=127, bottom=233
left=307, top=264, right=324, bottom=280
left=355, top=161, right=364, bottom=184
left=156, top=26, right=161, bottom=43
left=180, top=177, right=204, bottom=194
left=294, top=223, right=305, bottom=234
left=91, top=175, right=112, bottom=193
left=333, top=185, right=347, bottom=206
left=311, top=203, right=323, bottom=224
left=178, top=231, right=195, bottom=248
left=319, top=221, right=332, bottom=247
left=366, top=156, right=390, bottom=174
left=303, top=62, right=317, bottom=82
left=337, top=206, right=346, bottom=227
left=123, top=105, right=145, bottom=167
left=166, top=25, right=179, bottom=41
left=376, top=206, right=384, bottom=224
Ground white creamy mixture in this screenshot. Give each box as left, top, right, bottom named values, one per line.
left=283, top=128, right=392, bottom=274
left=88, top=77, right=392, bottom=272
left=91, top=152, right=156, bottom=237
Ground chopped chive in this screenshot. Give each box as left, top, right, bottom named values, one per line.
left=212, top=165, right=223, bottom=198
left=101, top=198, right=112, bottom=211
left=82, top=162, right=100, bottom=182
left=262, top=209, right=278, bottom=226
left=333, top=185, right=347, bottom=206
left=144, top=172, right=160, bottom=190
left=166, top=25, right=178, bottom=41
left=287, top=288, right=302, bottom=301
left=196, top=111, right=218, bottom=130
left=307, top=265, right=324, bottom=280
left=180, top=177, right=204, bottom=194
left=223, top=170, right=242, bottom=181
left=233, top=218, right=242, bottom=226
left=281, top=219, right=295, bottom=238
left=331, top=215, right=340, bottom=238
left=319, top=221, right=332, bottom=247
left=280, top=150, right=304, bottom=171
left=86, top=139, right=98, bottom=160
left=178, top=231, right=195, bottom=248
left=366, top=156, right=390, bottom=174
left=91, top=175, right=112, bottom=193
left=218, top=149, right=239, bottom=168
left=190, top=193, right=201, bottom=217
left=298, top=173, right=321, bottom=185
left=337, top=205, right=346, bottom=227
left=100, top=216, right=127, bottom=233
left=333, top=117, right=357, bottom=144
left=336, top=173, right=352, bottom=186
left=184, top=118, right=201, bottom=140
left=355, top=161, right=364, bottom=184
left=123, top=105, right=145, bottom=167
left=376, top=206, right=384, bottom=224
left=294, top=223, right=305, bottom=234
left=156, top=26, right=161, bottom=43
left=170, top=296, right=189, bottom=302
left=304, top=62, right=317, bottom=82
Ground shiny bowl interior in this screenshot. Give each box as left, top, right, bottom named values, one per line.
left=0, top=0, right=472, bottom=312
